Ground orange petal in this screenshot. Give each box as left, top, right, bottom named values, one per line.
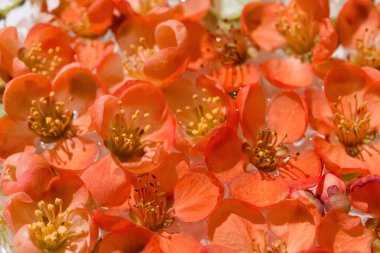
left=241, top=2, right=285, bottom=52
left=0, top=116, right=35, bottom=159
left=208, top=199, right=267, bottom=252
left=87, top=0, right=114, bottom=36
left=267, top=91, right=308, bottom=143
left=98, top=225, right=159, bottom=253
left=312, top=57, right=346, bottom=80
left=14, top=225, right=43, bottom=253
left=236, top=83, right=266, bottom=143
left=316, top=173, right=347, bottom=204
left=92, top=208, right=133, bottom=232
left=200, top=245, right=237, bottom=253
left=267, top=199, right=317, bottom=252
left=96, top=52, right=125, bottom=89
left=1, top=152, right=54, bottom=200
left=336, top=0, right=375, bottom=47
left=350, top=175, right=380, bottom=216
left=3, top=73, right=51, bottom=120
left=52, top=65, right=101, bottom=116
left=180, top=0, right=210, bottom=21
left=314, top=136, right=369, bottom=176
left=312, top=18, right=338, bottom=63
left=317, top=209, right=374, bottom=252
left=362, top=66, right=380, bottom=82
left=42, top=137, right=99, bottom=173
left=173, top=171, right=222, bottom=222
left=158, top=232, right=202, bottom=253
left=360, top=141, right=380, bottom=175
left=324, top=62, right=368, bottom=104
left=363, top=81, right=380, bottom=129
left=81, top=156, right=131, bottom=207
left=260, top=58, right=313, bottom=89
left=205, top=127, right=245, bottom=176
left=304, top=87, right=335, bottom=135
left=283, top=150, right=323, bottom=190
left=73, top=39, right=114, bottom=70
left=150, top=153, right=190, bottom=196
left=0, top=26, right=20, bottom=76
left=90, top=94, right=120, bottom=138
left=230, top=172, right=289, bottom=208
left=293, top=0, right=329, bottom=20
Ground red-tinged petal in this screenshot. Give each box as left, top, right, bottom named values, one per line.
left=324, top=61, right=368, bottom=104
left=0, top=26, right=20, bottom=76
left=208, top=64, right=260, bottom=93
left=363, top=81, right=380, bottom=129
left=267, top=91, right=308, bottom=143
left=205, top=127, right=246, bottom=183
left=267, top=199, right=316, bottom=252
left=43, top=137, right=99, bottom=173
left=350, top=176, right=380, bottom=216
left=81, top=156, right=131, bottom=207
left=4, top=193, right=37, bottom=233
left=304, top=87, right=335, bottom=135
left=92, top=209, right=133, bottom=232
left=208, top=199, right=267, bottom=252
left=173, top=171, right=222, bottom=222
left=90, top=94, right=120, bottom=138
left=24, top=23, right=73, bottom=68
left=362, top=66, right=380, bottom=82
left=87, top=0, right=113, bottom=36
left=260, top=58, right=313, bottom=89
left=241, top=2, right=285, bottom=52
left=336, top=0, right=375, bottom=47
left=14, top=225, right=44, bottom=253
left=314, top=136, right=369, bottom=175
left=180, top=0, right=210, bottom=21
left=96, top=52, right=125, bottom=89
left=312, top=57, right=346, bottom=80
left=74, top=39, right=114, bottom=70
left=43, top=174, right=89, bottom=210
left=199, top=245, right=237, bottom=253
left=230, top=172, right=289, bottom=208
left=360, top=141, right=380, bottom=176
left=1, top=152, right=54, bottom=200
left=283, top=150, right=322, bottom=190
left=293, top=0, right=329, bottom=20
left=317, top=209, right=373, bottom=252
left=236, top=83, right=266, bottom=143
left=0, top=116, right=35, bottom=159
left=316, top=173, right=347, bottom=204
left=52, top=65, right=101, bottom=116
left=303, top=247, right=332, bottom=253
left=3, top=73, right=51, bottom=120
left=98, top=226, right=159, bottom=253
left=159, top=232, right=202, bottom=253
left=151, top=153, right=190, bottom=195
left=155, top=19, right=187, bottom=49
left=312, top=18, right=338, bottom=63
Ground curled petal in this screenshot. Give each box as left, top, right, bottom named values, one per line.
left=350, top=175, right=380, bottom=216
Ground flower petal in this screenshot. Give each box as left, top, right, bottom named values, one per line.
left=312, top=18, right=338, bottom=63
left=199, top=245, right=237, bottom=253
left=230, top=172, right=289, bottom=208
left=267, top=91, right=308, bottom=143
left=317, top=209, right=373, bottom=253
left=3, top=73, right=51, bottom=120
left=363, top=81, right=380, bottom=129
left=158, top=232, right=202, bottom=253
left=4, top=192, right=36, bottom=233
left=173, top=171, right=222, bottom=222
left=350, top=175, right=380, bottom=216
left=267, top=199, right=317, bottom=252
left=260, top=58, right=313, bottom=89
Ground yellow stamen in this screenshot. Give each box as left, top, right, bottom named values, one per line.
left=353, top=28, right=380, bottom=69
left=138, top=0, right=167, bottom=15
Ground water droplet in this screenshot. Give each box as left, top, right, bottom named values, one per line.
left=41, top=141, right=56, bottom=150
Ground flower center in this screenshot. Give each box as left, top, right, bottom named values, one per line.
left=20, top=43, right=63, bottom=77
left=276, top=5, right=317, bottom=60
left=175, top=89, right=226, bottom=138
left=123, top=37, right=158, bottom=79
left=252, top=238, right=288, bottom=253
left=130, top=174, right=173, bottom=232
left=138, top=0, right=168, bottom=15
left=105, top=106, right=152, bottom=162
left=246, top=129, right=290, bottom=173
left=333, top=95, right=375, bottom=157
left=28, top=198, right=85, bottom=252
left=28, top=92, right=75, bottom=143
left=353, top=28, right=380, bottom=69
left=205, top=22, right=247, bottom=67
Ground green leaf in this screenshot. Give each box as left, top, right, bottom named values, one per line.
left=341, top=172, right=361, bottom=182
left=0, top=104, right=5, bottom=118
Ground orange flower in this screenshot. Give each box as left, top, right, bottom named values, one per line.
left=337, top=0, right=380, bottom=69
left=241, top=0, right=337, bottom=88
left=0, top=66, right=101, bottom=171
left=4, top=174, right=97, bottom=253
left=90, top=80, right=175, bottom=174
left=163, top=75, right=238, bottom=154
left=43, top=0, right=113, bottom=37
left=205, top=83, right=322, bottom=207
left=317, top=209, right=374, bottom=252
left=93, top=170, right=222, bottom=253
left=0, top=24, right=74, bottom=79
left=1, top=151, right=54, bottom=201
left=73, top=39, right=114, bottom=70
left=207, top=199, right=318, bottom=252
left=97, top=19, right=189, bottom=89
left=306, top=62, right=380, bottom=176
